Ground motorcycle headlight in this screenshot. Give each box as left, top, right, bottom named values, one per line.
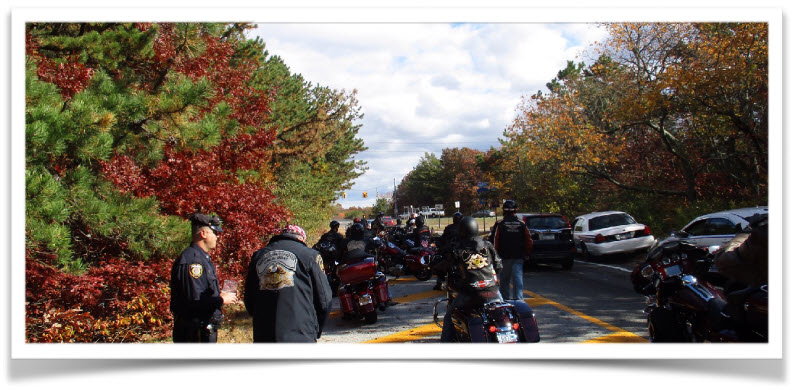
left=641, top=265, right=654, bottom=278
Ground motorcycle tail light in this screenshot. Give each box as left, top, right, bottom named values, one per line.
left=488, top=326, right=497, bottom=333
left=512, top=323, right=520, bottom=330
left=595, top=234, right=606, bottom=243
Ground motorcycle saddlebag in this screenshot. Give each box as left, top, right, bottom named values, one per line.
left=338, top=257, right=377, bottom=285
left=507, top=299, right=541, bottom=342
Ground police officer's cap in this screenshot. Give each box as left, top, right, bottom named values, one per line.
left=190, top=213, right=224, bottom=233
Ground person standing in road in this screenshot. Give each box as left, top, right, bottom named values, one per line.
left=170, top=213, right=238, bottom=343
left=244, top=225, right=333, bottom=342
left=492, top=200, right=533, bottom=300
left=371, top=212, right=387, bottom=237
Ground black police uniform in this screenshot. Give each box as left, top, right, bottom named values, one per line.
left=170, top=242, right=224, bottom=343
left=244, top=234, right=332, bottom=342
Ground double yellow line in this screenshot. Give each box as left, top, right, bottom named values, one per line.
left=362, top=289, right=647, bottom=343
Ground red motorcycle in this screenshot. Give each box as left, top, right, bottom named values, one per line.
left=631, top=239, right=768, bottom=342
left=398, top=237, right=435, bottom=281
left=336, top=254, right=390, bottom=324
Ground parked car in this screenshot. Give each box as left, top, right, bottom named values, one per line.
left=517, top=213, right=576, bottom=270
left=572, top=211, right=655, bottom=259
left=653, top=206, right=768, bottom=251
left=382, top=216, right=396, bottom=226
left=472, top=210, right=496, bottom=218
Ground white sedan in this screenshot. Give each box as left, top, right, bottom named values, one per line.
left=572, top=211, right=655, bottom=258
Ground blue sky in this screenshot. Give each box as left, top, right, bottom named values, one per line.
left=249, top=22, right=608, bottom=209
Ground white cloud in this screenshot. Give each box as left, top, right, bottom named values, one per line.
left=250, top=22, right=607, bottom=209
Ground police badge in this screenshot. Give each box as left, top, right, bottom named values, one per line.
left=189, top=263, right=204, bottom=279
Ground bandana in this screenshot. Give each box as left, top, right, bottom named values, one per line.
left=282, top=225, right=307, bottom=243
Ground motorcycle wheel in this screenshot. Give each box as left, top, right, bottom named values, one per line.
left=648, top=308, right=686, bottom=342
left=414, top=268, right=433, bottom=281
left=364, top=310, right=378, bottom=325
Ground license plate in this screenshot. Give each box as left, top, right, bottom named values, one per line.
left=496, top=330, right=518, bottom=343
left=665, top=264, right=681, bottom=277
left=616, top=232, right=632, bottom=240
left=539, top=233, right=555, bottom=240
left=358, top=294, right=373, bottom=306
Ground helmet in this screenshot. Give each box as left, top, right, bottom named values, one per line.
left=330, top=220, right=340, bottom=229
left=353, top=217, right=361, bottom=223
left=348, top=223, right=365, bottom=240
left=377, top=212, right=384, bottom=218
left=457, top=216, right=479, bottom=239
left=502, top=200, right=517, bottom=213
left=407, top=218, right=415, bottom=227
left=415, top=215, right=425, bottom=228
left=396, top=218, right=402, bottom=225
left=452, top=212, right=463, bottom=224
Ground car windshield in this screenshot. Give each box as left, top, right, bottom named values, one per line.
left=526, top=216, right=567, bottom=229
left=588, top=213, right=636, bottom=231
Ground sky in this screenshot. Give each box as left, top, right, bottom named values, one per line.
left=249, top=23, right=609, bottom=209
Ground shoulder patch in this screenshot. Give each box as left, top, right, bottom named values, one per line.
left=189, top=263, right=203, bottom=279
left=315, top=253, right=325, bottom=271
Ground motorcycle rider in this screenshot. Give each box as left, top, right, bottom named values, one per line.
left=371, top=212, right=387, bottom=237
left=713, top=213, right=768, bottom=288
left=491, top=200, right=533, bottom=300
left=339, top=222, right=398, bottom=306
left=243, top=225, right=332, bottom=342
left=433, top=212, right=463, bottom=290
left=432, top=216, right=503, bottom=342
left=319, top=221, right=344, bottom=250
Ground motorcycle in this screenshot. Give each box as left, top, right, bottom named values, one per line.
left=432, top=270, right=540, bottom=343
left=396, top=237, right=436, bottom=281
left=631, top=239, right=768, bottom=342
left=312, top=240, right=340, bottom=296
left=336, top=251, right=391, bottom=325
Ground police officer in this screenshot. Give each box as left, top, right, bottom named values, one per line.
left=491, top=200, right=533, bottom=300
left=170, top=213, right=238, bottom=343
left=433, top=216, right=503, bottom=342
left=433, top=212, right=463, bottom=290
left=244, top=225, right=332, bottom=342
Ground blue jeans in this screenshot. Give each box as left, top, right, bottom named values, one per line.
left=499, top=258, right=524, bottom=300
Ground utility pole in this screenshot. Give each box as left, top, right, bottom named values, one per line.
left=393, top=178, right=398, bottom=217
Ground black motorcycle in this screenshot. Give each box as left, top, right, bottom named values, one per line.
left=631, top=239, right=768, bottom=342
left=432, top=270, right=540, bottom=343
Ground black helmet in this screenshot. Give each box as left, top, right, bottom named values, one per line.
left=457, top=216, right=479, bottom=239
left=502, top=200, right=517, bottom=213
left=415, top=215, right=425, bottom=228
left=348, top=223, right=365, bottom=240
left=452, top=212, right=463, bottom=224
left=376, top=212, right=384, bottom=218
left=396, top=218, right=402, bottom=225
left=330, top=220, right=340, bottom=229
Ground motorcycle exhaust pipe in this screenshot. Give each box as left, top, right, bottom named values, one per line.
left=433, top=298, right=448, bottom=329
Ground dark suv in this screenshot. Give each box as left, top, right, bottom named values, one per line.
left=517, top=213, right=576, bottom=270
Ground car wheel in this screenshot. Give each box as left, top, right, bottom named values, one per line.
left=579, top=242, right=592, bottom=260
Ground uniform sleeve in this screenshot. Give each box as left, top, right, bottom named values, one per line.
left=310, top=251, right=333, bottom=338
left=175, top=258, right=222, bottom=318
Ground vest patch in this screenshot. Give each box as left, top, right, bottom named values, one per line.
left=256, top=250, right=298, bottom=290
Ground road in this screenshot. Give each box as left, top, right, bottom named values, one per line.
left=318, top=252, right=650, bottom=343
